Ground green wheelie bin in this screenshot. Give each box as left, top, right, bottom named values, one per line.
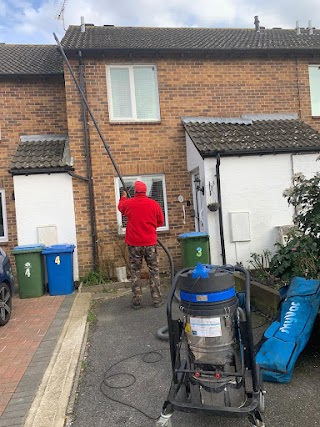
left=177, top=232, right=210, bottom=268
left=12, top=244, right=45, bottom=298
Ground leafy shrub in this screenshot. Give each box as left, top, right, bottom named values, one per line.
left=270, top=172, right=320, bottom=281
left=81, top=270, right=110, bottom=286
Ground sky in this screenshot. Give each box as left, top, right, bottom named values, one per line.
left=1, top=0, right=320, bottom=45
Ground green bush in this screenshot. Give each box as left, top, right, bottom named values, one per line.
left=81, top=270, right=110, bottom=286
left=270, top=171, right=320, bottom=281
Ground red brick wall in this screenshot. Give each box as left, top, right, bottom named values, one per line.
left=0, top=76, right=68, bottom=263
left=64, top=54, right=320, bottom=277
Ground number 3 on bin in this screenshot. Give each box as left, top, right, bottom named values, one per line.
left=55, top=256, right=61, bottom=265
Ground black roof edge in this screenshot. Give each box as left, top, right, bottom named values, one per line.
left=0, top=73, right=64, bottom=79
left=201, top=146, right=320, bottom=158
left=62, top=47, right=320, bottom=56
left=9, top=166, right=74, bottom=176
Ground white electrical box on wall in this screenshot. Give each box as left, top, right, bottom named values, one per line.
left=229, top=212, right=251, bottom=242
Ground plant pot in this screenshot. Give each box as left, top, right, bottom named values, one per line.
left=207, top=202, right=220, bottom=212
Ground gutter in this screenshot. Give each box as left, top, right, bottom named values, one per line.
left=61, top=47, right=320, bottom=57
left=202, top=146, right=320, bottom=158
left=10, top=166, right=74, bottom=176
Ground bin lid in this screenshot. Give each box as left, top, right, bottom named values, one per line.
left=178, top=232, right=209, bottom=239
left=42, top=244, right=75, bottom=254
left=12, top=244, right=45, bottom=254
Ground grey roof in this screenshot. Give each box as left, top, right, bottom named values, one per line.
left=182, top=116, right=320, bottom=157
left=62, top=25, right=320, bottom=52
left=10, top=135, right=73, bottom=174
left=0, top=45, right=63, bottom=76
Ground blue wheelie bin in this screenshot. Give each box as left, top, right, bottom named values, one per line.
left=42, top=244, right=75, bottom=296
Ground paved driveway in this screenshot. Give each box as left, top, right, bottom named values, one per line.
left=70, top=292, right=320, bottom=427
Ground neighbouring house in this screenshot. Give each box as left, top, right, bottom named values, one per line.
left=1, top=18, right=320, bottom=282
left=182, top=114, right=320, bottom=265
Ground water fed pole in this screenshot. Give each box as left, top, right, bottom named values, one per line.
left=53, top=33, right=174, bottom=278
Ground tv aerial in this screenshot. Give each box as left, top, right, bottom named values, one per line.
left=55, top=0, right=69, bottom=31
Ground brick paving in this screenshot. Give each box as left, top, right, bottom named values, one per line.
left=0, top=293, right=74, bottom=426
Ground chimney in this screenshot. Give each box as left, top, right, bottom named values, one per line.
left=308, top=20, right=313, bottom=35
left=81, top=16, right=85, bottom=33
left=254, top=16, right=260, bottom=32
left=296, top=21, right=301, bottom=35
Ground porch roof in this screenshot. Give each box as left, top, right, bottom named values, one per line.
left=0, top=45, right=63, bottom=76
left=182, top=115, right=320, bottom=157
left=9, top=135, right=74, bottom=175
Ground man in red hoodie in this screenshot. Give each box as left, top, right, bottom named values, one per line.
left=118, top=180, right=164, bottom=309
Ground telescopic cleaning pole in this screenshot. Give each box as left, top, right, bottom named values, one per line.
left=53, top=33, right=128, bottom=192
left=53, top=33, right=174, bottom=279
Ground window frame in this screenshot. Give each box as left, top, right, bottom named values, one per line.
left=115, top=174, right=169, bottom=234
left=107, top=64, right=161, bottom=123
left=0, top=189, right=8, bottom=243
left=308, top=64, right=320, bottom=117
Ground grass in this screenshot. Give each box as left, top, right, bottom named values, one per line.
left=87, top=300, right=97, bottom=326
left=81, top=270, right=111, bottom=287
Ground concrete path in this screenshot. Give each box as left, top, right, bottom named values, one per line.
left=69, top=291, right=320, bottom=427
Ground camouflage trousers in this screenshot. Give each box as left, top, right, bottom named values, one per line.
left=128, top=245, right=162, bottom=304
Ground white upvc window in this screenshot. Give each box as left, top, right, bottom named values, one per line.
left=0, top=190, right=8, bottom=242
left=115, top=174, right=169, bottom=233
left=107, top=65, right=160, bottom=122
left=309, top=65, right=320, bottom=116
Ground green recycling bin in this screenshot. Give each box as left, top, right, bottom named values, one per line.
left=12, top=244, right=45, bottom=299
left=177, top=232, right=210, bottom=268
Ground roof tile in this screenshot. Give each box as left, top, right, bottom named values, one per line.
left=62, top=26, right=320, bottom=52
left=0, top=45, right=63, bottom=75
left=10, top=136, right=72, bottom=172
left=182, top=118, right=320, bottom=155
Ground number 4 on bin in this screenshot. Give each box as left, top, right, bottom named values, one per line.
left=55, top=256, right=61, bottom=265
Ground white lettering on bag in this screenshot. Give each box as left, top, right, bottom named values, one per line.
left=279, top=302, right=301, bottom=334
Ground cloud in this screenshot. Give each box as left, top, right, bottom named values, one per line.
left=1, top=0, right=320, bottom=44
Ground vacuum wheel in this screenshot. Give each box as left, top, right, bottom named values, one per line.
left=156, top=415, right=173, bottom=426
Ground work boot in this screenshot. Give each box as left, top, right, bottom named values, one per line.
left=132, top=295, right=141, bottom=310
left=150, top=282, right=162, bottom=308
left=153, top=299, right=163, bottom=308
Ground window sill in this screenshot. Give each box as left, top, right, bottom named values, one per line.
left=110, top=120, right=161, bottom=125
left=311, top=116, right=320, bottom=119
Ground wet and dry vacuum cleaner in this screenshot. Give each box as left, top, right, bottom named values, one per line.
left=157, top=263, right=266, bottom=427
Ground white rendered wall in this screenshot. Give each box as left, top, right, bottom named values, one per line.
left=13, top=173, right=79, bottom=280
left=205, top=152, right=320, bottom=266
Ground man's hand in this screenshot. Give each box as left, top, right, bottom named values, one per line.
left=123, top=191, right=127, bottom=198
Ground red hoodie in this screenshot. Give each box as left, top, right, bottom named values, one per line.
left=118, top=194, right=164, bottom=246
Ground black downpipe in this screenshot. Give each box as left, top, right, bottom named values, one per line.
left=78, top=50, right=98, bottom=270
left=216, top=155, right=226, bottom=264
left=54, top=33, right=175, bottom=276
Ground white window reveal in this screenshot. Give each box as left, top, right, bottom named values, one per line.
left=115, top=174, right=168, bottom=232
left=0, top=190, right=8, bottom=242
left=107, top=65, right=160, bottom=122
left=308, top=65, right=320, bottom=116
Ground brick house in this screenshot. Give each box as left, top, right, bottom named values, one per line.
left=2, top=21, right=320, bottom=281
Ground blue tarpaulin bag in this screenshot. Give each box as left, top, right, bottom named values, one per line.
left=256, top=276, right=320, bottom=383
